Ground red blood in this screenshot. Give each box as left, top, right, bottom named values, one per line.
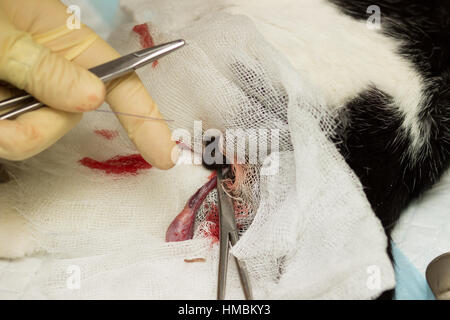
left=133, top=23, right=153, bottom=47
left=176, top=141, right=192, bottom=151
left=132, top=23, right=158, bottom=68
left=79, top=154, right=152, bottom=175
left=205, top=203, right=220, bottom=243
left=94, top=129, right=119, bottom=140
left=194, top=201, right=220, bottom=243
left=205, top=204, right=219, bottom=224
left=207, top=171, right=217, bottom=181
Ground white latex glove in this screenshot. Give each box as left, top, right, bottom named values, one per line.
left=0, top=0, right=177, bottom=169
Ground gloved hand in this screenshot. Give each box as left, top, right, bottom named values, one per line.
left=0, top=0, right=178, bottom=169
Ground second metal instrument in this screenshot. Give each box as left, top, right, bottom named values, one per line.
left=217, top=166, right=253, bottom=300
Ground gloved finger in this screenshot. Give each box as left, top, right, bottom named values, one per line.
left=0, top=107, right=81, bottom=160
left=108, top=73, right=178, bottom=170
left=1, top=0, right=177, bottom=168
left=0, top=10, right=105, bottom=113
left=75, top=37, right=178, bottom=170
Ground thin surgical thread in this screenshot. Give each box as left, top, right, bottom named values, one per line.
left=94, top=109, right=174, bottom=122
left=221, top=179, right=243, bottom=202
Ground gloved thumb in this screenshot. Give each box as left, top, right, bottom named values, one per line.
left=0, top=16, right=105, bottom=113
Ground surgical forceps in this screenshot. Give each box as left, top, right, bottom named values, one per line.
left=0, top=39, right=185, bottom=120
left=217, top=166, right=253, bottom=300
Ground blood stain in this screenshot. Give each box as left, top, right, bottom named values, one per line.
left=79, top=154, right=152, bottom=175
left=196, top=203, right=219, bottom=244
left=205, top=203, right=220, bottom=243
left=94, top=129, right=119, bottom=140
left=207, top=170, right=217, bottom=181
left=132, top=23, right=158, bottom=68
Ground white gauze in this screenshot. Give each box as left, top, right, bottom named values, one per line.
left=0, top=0, right=395, bottom=299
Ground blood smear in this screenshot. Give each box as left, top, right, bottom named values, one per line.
left=132, top=23, right=158, bottom=68
left=201, top=203, right=220, bottom=243
left=176, top=140, right=192, bottom=151
left=207, top=171, right=217, bottom=181
left=79, top=154, right=152, bottom=175
left=94, top=129, right=118, bottom=140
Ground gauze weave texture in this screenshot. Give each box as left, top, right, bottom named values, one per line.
left=0, top=0, right=395, bottom=299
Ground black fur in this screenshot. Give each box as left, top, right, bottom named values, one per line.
left=329, top=0, right=450, bottom=298
left=334, top=86, right=450, bottom=234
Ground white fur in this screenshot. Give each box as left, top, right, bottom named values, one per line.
left=223, top=0, right=426, bottom=147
